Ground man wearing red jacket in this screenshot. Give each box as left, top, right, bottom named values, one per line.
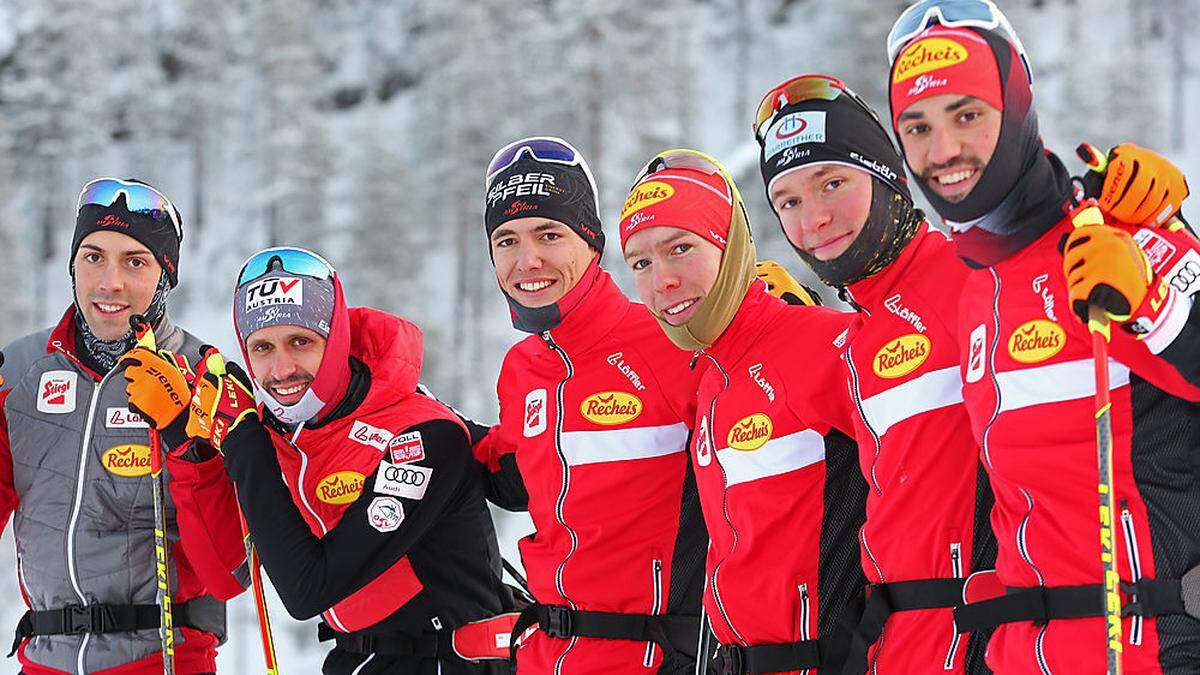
left=620, top=149, right=866, bottom=675
left=0, top=178, right=246, bottom=675
left=474, top=137, right=709, bottom=674
left=124, top=246, right=514, bottom=674
left=886, top=2, right=1200, bottom=672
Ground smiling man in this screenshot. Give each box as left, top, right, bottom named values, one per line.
left=0, top=178, right=246, bottom=674
left=472, top=136, right=710, bottom=674
left=886, top=2, right=1200, bottom=672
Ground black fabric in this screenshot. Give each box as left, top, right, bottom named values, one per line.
left=509, top=604, right=699, bottom=668
left=1128, top=373, right=1200, bottom=669
left=318, top=621, right=451, bottom=658
left=481, top=452, right=529, bottom=511
left=223, top=417, right=506, bottom=638
left=71, top=272, right=170, bottom=375
left=667, top=445, right=706, bottom=616
left=954, top=579, right=1190, bottom=635
left=72, top=189, right=182, bottom=287
left=1154, top=296, right=1200, bottom=387
left=816, top=430, right=868, bottom=674
left=484, top=151, right=602, bottom=253
left=713, top=639, right=822, bottom=674
left=841, top=578, right=968, bottom=675
left=965, top=461, right=998, bottom=674
left=10, top=602, right=199, bottom=657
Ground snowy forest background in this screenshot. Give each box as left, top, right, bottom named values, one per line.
left=0, top=0, right=1195, bottom=671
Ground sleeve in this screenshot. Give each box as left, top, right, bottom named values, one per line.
left=475, top=360, right=529, bottom=511
left=0, top=391, right=17, bottom=536
left=222, top=417, right=475, bottom=620
left=787, top=309, right=860, bottom=437
left=1108, top=224, right=1200, bottom=398
left=167, top=449, right=250, bottom=601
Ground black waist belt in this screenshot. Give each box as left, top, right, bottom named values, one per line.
left=954, top=579, right=1186, bottom=634
left=317, top=622, right=453, bottom=659
left=509, top=604, right=700, bottom=664
left=841, top=577, right=967, bottom=675
left=714, top=639, right=822, bottom=674
left=10, top=602, right=197, bottom=656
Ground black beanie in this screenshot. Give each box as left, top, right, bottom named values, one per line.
left=484, top=151, right=604, bottom=254
left=71, top=179, right=183, bottom=287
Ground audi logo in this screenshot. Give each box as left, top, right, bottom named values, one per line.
left=383, top=466, right=426, bottom=485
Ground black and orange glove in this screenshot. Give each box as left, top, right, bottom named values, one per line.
left=186, top=348, right=259, bottom=451
left=756, top=260, right=822, bottom=306
left=1061, top=207, right=1169, bottom=332
left=119, top=347, right=192, bottom=430
left=1078, top=142, right=1189, bottom=228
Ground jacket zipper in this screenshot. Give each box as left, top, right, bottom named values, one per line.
left=542, top=332, right=580, bottom=675
left=1017, top=488, right=1051, bottom=674
left=944, top=541, right=964, bottom=670
left=1120, top=502, right=1144, bottom=646
left=980, top=269, right=1003, bottom=471
left=643, top=558, right=664, bottom=667
left=798, top=583, right=812, bottom=675
left=697, top=352, right=747, bottom=646
left=65, top=372, right=107, bottom=675
left=845, top=347, right=883, bottom=495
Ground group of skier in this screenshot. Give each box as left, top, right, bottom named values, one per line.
left=1, top=1, right=1198, bottom=673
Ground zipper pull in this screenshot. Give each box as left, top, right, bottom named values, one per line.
left=540, top=331, right=556, bottom=350
left=689, top=351, right=701, bottom=369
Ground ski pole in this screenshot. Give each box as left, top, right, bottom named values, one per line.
left=130, top=314, right=175, bottom=675
left=198, top=346, right=279, bottom=674
left=1069, top=205, right=1123, bottom=675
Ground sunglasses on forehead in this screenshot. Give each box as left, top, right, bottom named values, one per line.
left=631, top=148, right=740, bottom=205
left=752, top=74, right=880, bottom=144
left=237, top=246, right=336, bottom=286
left=886, top=0, right=1031, bottom=82
left=77, top=178, right=182, bottom=239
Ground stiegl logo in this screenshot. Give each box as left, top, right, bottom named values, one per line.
left=1007, top=319, right=1065, bottom=364
left=316, top=471, right=365, bottom=505
left=727, top=414, right=772, bottom=451
left=102, top=445, right=153, bottom=477
left=873, top=334, right=931, bottom=379
left=580, top=392, right=642, bottom=426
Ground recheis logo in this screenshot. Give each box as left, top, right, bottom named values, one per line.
left=873, top=333, right=931, bottom=379
left=579, top=391, right=642, bottom=426
left=37, top=370, right=77, bottom=414
left=621, top=181, right=675, bottom=221
left=244, top=276, right=303, bottom=312
left=892, top=37, right=968, bottom=83
left=765, top=111, right=826, bottom=161
left=102, top=444, right=152, bottom=477
left=316, top=471, right=365, bottom=505
left=523, top=389, right=547, bottom=438
left=1007, top=319, right=1065, bottom=364
left=727, top=413, right=772, bottom=452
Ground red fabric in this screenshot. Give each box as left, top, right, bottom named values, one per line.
left=692, top=283, right=855, bottom=655
left=0, top=390, right=17, bottom=536
left=957, top=215, right=1200, bottom=674
left=843, top=226, right=987, bottom=671
left=17, top=631, right=217, bottom=675
left=267, top=306, right=464, bottom=633
left=166, top=453, right=250, bottom=601
left=889, top=25, right=1003, bottom=126
left=619, top=167, right=733, bottom=250
left=487, top=268, right=703, bottom=674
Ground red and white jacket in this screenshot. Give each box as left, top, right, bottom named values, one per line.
left=958, top=214, right=1200, bottom=674
left=476, top=268, right=708, bottom=674
left=842, top=226, right=994, bottom=673
left=691, top=281, right=865, bottom=669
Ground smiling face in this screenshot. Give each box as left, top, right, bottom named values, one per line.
left=623, top=227, right=724, bottom=326
left=770, top=163, right=874, bottom=261
left=72, top=230, right=163, bottom=340
left=895, top=94, right=1002, bottom=203
left=244, top=324, right=326, bottom=406
left=490, top=217, right=595, bottom=307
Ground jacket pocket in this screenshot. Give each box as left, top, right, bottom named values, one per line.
left=1120, top=501, right=1144, bottom=646
left=643, top=557, right=665, bottom=667
left=944, top=537, right=964, bottom=670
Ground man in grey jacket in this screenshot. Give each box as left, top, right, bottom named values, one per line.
left=0, top=178, right=247, bottom=674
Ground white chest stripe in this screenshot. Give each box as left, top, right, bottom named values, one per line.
left=560, top=422, right=689, bottom=467
left=997, top=358, right=1131, bottom=413
left=718, top=428, right=826, bottom=488
left=859, top=366, right=963, bottom=437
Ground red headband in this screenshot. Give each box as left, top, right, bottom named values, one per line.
left=889, top=25, right=1003, bottom=127
left=619, top=168, right=733, bottom=251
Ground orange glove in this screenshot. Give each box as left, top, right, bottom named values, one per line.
left=119, top=347, right=191, bottom=430
left=1078, top=142, right=1189, bottom=228
left=756, top=260, right=822, bottom=306
left=1061, top=220, right=1167, bottom=328
left=186, top=349, right=259, bottom=451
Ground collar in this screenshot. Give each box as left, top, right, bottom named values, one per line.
left=542, top=266, right=630, bottom=354
left=845, top=223, right=942, bottom=310
left=706, top=281, right=787, bottom=367
left=47, top=306, right=183, bottom=381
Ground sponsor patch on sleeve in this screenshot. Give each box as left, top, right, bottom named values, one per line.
left=367, top=496, right=404, bottom=533
left=1162, top=249, right=1200, bottom=297
left=349, top=420, right=394, bottom=452
left=374, top=462, right=432, bottom=501
left=1133, top=228, right=1179, bottom=275
left=388, top=430, right=426, bottom=464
